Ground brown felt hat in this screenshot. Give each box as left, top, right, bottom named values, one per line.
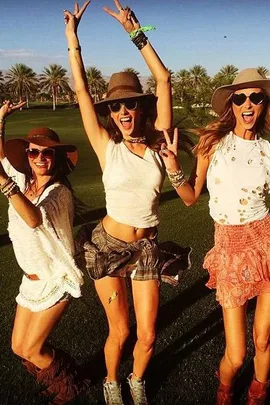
left=4, top=127, right=78, bottom=174
left=212, top=68, right=270, bottom=116
left=94, top=71, right=156, bottom=116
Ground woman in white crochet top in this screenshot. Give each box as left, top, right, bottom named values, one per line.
left=160, top=68, right=270, bottom=404
left=0, top=102, right=88, bottom=403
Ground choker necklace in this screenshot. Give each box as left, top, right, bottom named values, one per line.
left=123, top=136, right=147, bottom=144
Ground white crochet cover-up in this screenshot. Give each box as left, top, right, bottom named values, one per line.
left=2, top=158, right=83, bottom=312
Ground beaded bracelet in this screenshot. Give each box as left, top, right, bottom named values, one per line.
left=131, top=31, right=148, bottom=50
left=166, top=168, right=187, bottom=189
left=0, top=177, right=20, bottom=198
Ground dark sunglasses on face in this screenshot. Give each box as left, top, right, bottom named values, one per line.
left=26, top=147, right=55, bottom=159
left=108, top=100, right=138, bottom=113
left=232, top=92, right=266, bottom=106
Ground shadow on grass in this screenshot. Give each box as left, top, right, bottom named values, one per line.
left=146, top=298, right=257, bottom=404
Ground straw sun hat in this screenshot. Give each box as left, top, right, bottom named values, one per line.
left=94, top=71, right=156, bottom=116
left=211, top=68, right=270, bottom=116
left=4, top=127, right=78, bottom=174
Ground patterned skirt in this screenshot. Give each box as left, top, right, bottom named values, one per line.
left=203, top=215, right=270, bottom=308
left=75, top=222, right=192, bottom=286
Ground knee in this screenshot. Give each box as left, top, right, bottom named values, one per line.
left=253, top=332, right=270, bottom=354
left=137, top=329, right=156, bottom=350
left=109, top=324, right=130, bottom=346
left=225, top=348, right=246, bottom=371
left=11, top=340, right=25, bottom=359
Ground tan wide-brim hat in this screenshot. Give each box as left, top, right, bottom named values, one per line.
left=212, top=68, right=270, bottom=116
left=4, top=127, right=78, bottom=174
left=94, top=71, right=156, bottom=116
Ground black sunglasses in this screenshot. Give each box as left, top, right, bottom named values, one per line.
left=232, top=92, right=266, bottom=106
left=26, top=147, right=55, bottom=159
left=108, top=100, right=138, bottom=113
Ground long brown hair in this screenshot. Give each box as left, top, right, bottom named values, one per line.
left=106, top=97, right=167, bottom=149
left=24, top=148, right=73, bottom=196
left=194, top=97, right=270, bottom=157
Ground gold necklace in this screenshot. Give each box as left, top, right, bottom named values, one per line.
left=123, top=136, right=147, bottom=144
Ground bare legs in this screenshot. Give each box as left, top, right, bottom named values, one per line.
left=11, top=301, right=69, bottom=369
left=219, top=293, right=270, bottom=388
left=95, top=276, right=159, bottom=382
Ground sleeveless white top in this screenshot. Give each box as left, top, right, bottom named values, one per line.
left=102, top=140, right=165, bottom=228
left=207, top=132, right=270, bottom=225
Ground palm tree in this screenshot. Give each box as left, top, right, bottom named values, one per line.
left=213, top=64, right=238, bottom=87
left=257, top=66, right=269, bottom=77
left=145, top=75, right=156, bottom=94
left=5, top=64, right=37, bottom=107
left=123, top=67, right=140, bottom=78
left=189, top=65, right=209, bottom=89
left=40, top=64, right=71, bottom=110
left=85, top=66, right=107, bottom=102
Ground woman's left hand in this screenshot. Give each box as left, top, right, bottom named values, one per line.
left=0, top=100, right=26, bottom=121
left=103, top=0, right=140, bottom=33
left=159, top=128, right=181, bottom=172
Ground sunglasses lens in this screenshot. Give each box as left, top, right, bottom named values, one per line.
left=26, top=149, right=39, bottom=158
left=42, top=148, right=55, bottom=159
left=249, top=92, right=265, bottom=105
left=108, top=100, right=138, bottom=112
left=124, top=100, right=138, bottom=110
left=232, top=93, right=247, bottom=106
left=26, top=148, right=55, bottom=159
left=109, top=102, right=121, bottom=113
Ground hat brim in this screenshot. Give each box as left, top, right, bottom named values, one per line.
left=94, top=93, right=157, bottom=116
left=211, top=79, right=270, bottom=116
left=4, top=138, right=78, bottom=175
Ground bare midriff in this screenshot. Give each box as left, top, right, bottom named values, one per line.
left=102, top=215, right=156, bottom=243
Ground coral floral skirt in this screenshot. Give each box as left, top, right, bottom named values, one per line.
left=203, top=215, right=270, bottom=308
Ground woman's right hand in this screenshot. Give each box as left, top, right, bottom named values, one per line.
left=103, top=0, right=140, bottom=34
left=64, top=1, right=91, bottom=36
left=0, top=100, right=26, bottom=121
left=159, top=128, right=181, bottom=172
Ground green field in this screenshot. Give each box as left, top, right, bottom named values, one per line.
left=0, top=108, right=264, bottom=404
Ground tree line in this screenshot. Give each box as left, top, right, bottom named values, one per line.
left=0, top=63, right=268, bottom=122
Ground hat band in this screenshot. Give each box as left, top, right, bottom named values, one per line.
left=107, top=85, right=142, bottom=98
left=29, top=134, right=59, bottom=142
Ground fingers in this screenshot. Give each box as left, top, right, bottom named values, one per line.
left=103, top=6, right=119, bottom=19
left=163, top=129, right=172, bottom=147
left=77, top=0, right=91, bottom=18
left=173, top=127, right=179, bottom=147
left=74, top=2, right=79, bottom=14
left=114, top=0, right=123, bottom=11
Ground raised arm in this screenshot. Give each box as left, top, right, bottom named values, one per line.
left=64, top=1, right=110, bottom=168
left=104, top=0, right=172, bottom=130
left=0, top=100, right=26, bottom=161
left=160, top=128, right=209, bottom=206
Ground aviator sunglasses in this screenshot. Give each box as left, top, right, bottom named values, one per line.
left=231, top=92, right=266, bottom=107
left=108, top=100, right=138, bottom=113
left=26, top=147, right=55, bottom=159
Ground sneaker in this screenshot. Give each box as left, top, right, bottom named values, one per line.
left=127, top=373, right=148, bottom=405
left=103, top=378, right=124, bottom=405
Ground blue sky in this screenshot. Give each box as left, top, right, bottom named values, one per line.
left=1, top=0, right=270, bottom=78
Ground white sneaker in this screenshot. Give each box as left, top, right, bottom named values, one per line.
left=103, top=378, right=124, bottom=405
left=127, top=373, right=148, bottom=405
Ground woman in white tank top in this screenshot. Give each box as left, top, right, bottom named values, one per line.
left=160, top=69, right=270, bottom=404
left=64, top=2, right=175, bottom=404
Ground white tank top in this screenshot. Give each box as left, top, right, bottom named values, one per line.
left=102, top=139, right=165, bottom=228
left=207, top=132, right=270, bottom=225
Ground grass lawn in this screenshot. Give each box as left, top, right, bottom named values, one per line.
left=0, top=108, right=265, bottom=404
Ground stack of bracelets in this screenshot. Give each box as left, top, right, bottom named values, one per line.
left=130, top=28, right=149, bottom=50
left=0, top=177, right=20, bottom=198
left=166, top=168, right=187, bottom=189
